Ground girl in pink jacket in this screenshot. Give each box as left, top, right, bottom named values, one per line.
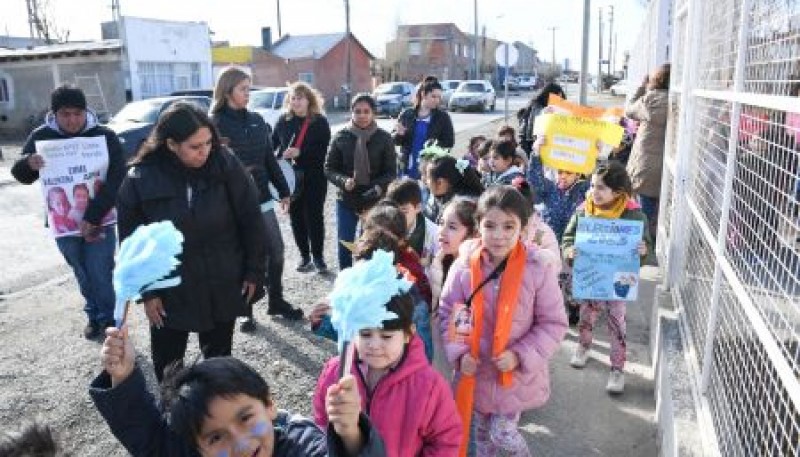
left=439, top=186, right=568, bottom=456
left=313, top=240, right=462, bottom=457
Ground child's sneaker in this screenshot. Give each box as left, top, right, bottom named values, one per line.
left=606, top=369, right=625, bottom=393
left=570, top=346, right=589, bottom=368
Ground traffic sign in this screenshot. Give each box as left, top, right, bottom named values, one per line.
left=495, top=43, right=519, bottom=68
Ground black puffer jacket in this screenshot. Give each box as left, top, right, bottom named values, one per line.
left=393, top=107, right=455, bottom=153
left=212, top=106, right=290, bottom=203
left=271, top=114, right=331, bottom=171
left=325, top=127, right=397, bottom=212
left=116, top=147, right=265, bottom=332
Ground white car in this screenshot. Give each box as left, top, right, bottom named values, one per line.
left=248, top=87, right=288, bottom=129
left=517, top=75, right=537, bottom=90
left=448, top=80, right=496, bottom=112
left=610, top=80, right=632, bottom=97
left=441, top=79, right=463, bottom=107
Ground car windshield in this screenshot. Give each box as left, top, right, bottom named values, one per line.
left=249, top=92, right=275, bottom=109
left=458, top=83, right=485, bottom=93
left=111, top=100, right=163, bottom=124
left=447, top=81, right=461, bottom=89
left=375, top=84, right=403, bottom=94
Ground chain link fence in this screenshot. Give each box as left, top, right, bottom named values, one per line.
left=636, top=0, right=800, bottom=454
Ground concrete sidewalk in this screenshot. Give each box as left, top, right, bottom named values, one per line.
left=455, top=119, right=658, bottom=456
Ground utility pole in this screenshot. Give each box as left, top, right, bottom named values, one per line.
left=344, top=0, right=352, bottom=106
left=548, top=26, right=557, bottom=75
left=276, top=0, right=283, bottom=37
left=473, top=0, right=479, bottom=79
left=579, top=0, right=590, bottom=104
left=597, top=6, right=603, bottom=93
left=607, top=5, right=614, bottom=77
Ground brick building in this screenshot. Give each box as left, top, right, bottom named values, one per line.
left=385, top=23, right=474, bottom=82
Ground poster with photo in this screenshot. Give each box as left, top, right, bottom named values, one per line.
left=35, top=136, right=117, bottom=238
left=572, top=217, right=644, bottom=301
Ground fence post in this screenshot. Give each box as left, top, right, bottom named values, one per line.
left=699, top=0, right=752, bottom=394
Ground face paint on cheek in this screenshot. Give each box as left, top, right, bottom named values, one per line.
left=216, top=451, right=230, bottom=457
left=250, top=420, right=272, bottom=437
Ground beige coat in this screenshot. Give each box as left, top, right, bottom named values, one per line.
left=625, top=89, right=669, bottom=198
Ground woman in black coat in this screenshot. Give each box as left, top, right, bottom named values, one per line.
left=325, top=94, right=397, bottom=269
left=117, top=103, right=266, bottom=381
left=517, top=82, right=566, bottom=154
left=211, top=67, right=303, bottom=326
left=272, top=82, right=332, bottom=273
left=393, top=76, right=454, bottom=179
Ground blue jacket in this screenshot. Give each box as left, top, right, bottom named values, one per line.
left=527, top=156, right=590, bottom=242
left=89, top=366, right=386, bottom=457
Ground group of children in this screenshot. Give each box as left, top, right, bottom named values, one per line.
left=3, top=121, right=651, bottom=456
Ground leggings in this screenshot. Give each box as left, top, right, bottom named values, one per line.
left=577, top=300, right=627, bottom=370
left=149, top=321, right=236, bottom=382
left=289, top=169, right=327, bottom=260
left=473, top=411, right=531, bottom=456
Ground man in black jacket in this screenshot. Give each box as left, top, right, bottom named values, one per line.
left=11, top=85, right=125, bottom=340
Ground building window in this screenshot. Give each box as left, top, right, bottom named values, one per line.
left=455, top=43, right=461, bottom=57
left=408, top=41, right=421, bottom=56
left=138, top=61, right=203, bottom=98
left=0, top=77, right=9, bottom=103
left=298, top=72, right=314, bottom=86
left=464, top=45, right=470, bottom=58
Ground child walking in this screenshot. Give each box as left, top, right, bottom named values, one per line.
left=439, top=186, right=568, bottom=456
left=482, top=139, right=526, bottom=188
left=313, top=250, right=462, bottom=457
left=561, top=162, right=651, bottom=393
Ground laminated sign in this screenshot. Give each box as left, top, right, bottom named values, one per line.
left=572, top=217, right=644, bottom=301
left=533, top=113, right=625, bottom=174
left=35, top=136, right=116, bottom=238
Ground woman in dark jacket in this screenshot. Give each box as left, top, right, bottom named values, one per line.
left=325, top=93, right=397, bottom=269
left=211, top=67, right=303, bottom=327
left=116, top=103, right=266, bottom=381
left=517, top=82, right=566, bottom=154
left=393, top=76, right=454, bottom=179
left=272, top=82, right=332, bottom=273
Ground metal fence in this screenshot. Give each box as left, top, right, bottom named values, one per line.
left=644, top=0, right=800, bottom=454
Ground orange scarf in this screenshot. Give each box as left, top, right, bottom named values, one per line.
left=454, top=240, right=527, bottom=456
left=584, top=192, right=629, bottom=219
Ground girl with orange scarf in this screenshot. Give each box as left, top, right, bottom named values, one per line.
left=439, top=186, right=568, bottom=456
left=561, top=162, right=652, bottom=394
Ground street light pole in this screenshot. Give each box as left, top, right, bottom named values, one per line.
left=473, top=0, right=479, bottom=79
left=607, top=5, right=614, bottom=77
left=579, top=0, right=590, bottom=104
left=597, top=6, right=603, bottom=93
left=344, top=0, right=352, bottom=106
left=547, top=26, right=557, bottom=75
left=276, top=0, right=282, bottom=37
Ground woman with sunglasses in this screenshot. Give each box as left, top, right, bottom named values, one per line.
left=325, top=93, right=397, bottom=269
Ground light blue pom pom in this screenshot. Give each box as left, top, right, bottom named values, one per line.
left=329, top=250, right=411, bottom=351
left=113, top=221, right=184, bottom=325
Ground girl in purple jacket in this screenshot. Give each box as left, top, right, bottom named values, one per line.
left=439, top=186, right=568, bottom=456
left=313, top=235, right=462, bottom=457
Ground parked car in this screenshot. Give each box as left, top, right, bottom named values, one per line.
left=170, top=89, right=213, bottom=98
left=248, top=87, right=288, bottom=129
left=107, top=96, right=212, bottom=159
left=448, top=80, right=496, bottom=112
left=441, top=79, right=463, bottom=108
left=610, top=80, right=632, bottom=97
left=502, top=76, right=520, bottom=91
left=372, top=82, right=415, bottom=117
left=518, top=75, right=537, bottom=91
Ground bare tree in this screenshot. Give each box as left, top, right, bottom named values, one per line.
left=27, top=0, right=70, bottom=44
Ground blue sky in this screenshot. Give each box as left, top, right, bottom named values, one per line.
left=2, top=0, right=645, bottom=72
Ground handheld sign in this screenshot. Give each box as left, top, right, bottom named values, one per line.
left=572, top=217, right=644, bottom=301
left=533, top=113, right=624, bottom=174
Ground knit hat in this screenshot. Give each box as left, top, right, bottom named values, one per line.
left=50, top=85, right=87, bottom=112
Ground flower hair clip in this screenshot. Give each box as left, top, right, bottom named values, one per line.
left=455, top=159, right=470, bottom=175
left=419, top=140, right=450, bottom=160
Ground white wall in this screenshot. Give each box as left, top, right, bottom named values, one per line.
left=121, top=17, right=213, bottom=99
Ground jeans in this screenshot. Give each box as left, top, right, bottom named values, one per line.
left=335, top=200, right=360, bottom=270
left=413, top=300, right=433, bottom=362
left=638, top=194, right=659, bottom=242
left=55, top=225, right=116, bottom=324
left=262, top=209, right=286, bottom=300
left=289, top=169, right=327, bottom=261
left=149, top=320, right=236, bottom=381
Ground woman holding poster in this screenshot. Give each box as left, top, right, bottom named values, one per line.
left=625, top=63, right=670, bottom=241
left=561, top=162, right=651, bottom=394
left=117, top=103, right=266, bottom=381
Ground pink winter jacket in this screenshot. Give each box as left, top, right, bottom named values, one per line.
left=438, top=239, right=568, bottom=415
left=313, top=335, right=462, bottom=457
left=524, top=212, right=562, bottom=271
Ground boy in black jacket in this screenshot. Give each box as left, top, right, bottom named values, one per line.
left=91, top=327, right=386, bottom=457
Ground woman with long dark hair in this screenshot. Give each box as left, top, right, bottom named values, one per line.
left=210, top=67, right=303, bottom=326
left=117, top=103, right=266, bottom=381
left=272, top=82, right=332, bottom=273
left=517, top=82, right=567, bottom=154
left=394, top=76, right=455, bottom=179
left=325, top=93, right=397, bottom=270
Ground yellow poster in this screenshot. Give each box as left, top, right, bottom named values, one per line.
left=532, top=113, right=624, bottom=174
left=547, top=94, right=624, bottom=123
